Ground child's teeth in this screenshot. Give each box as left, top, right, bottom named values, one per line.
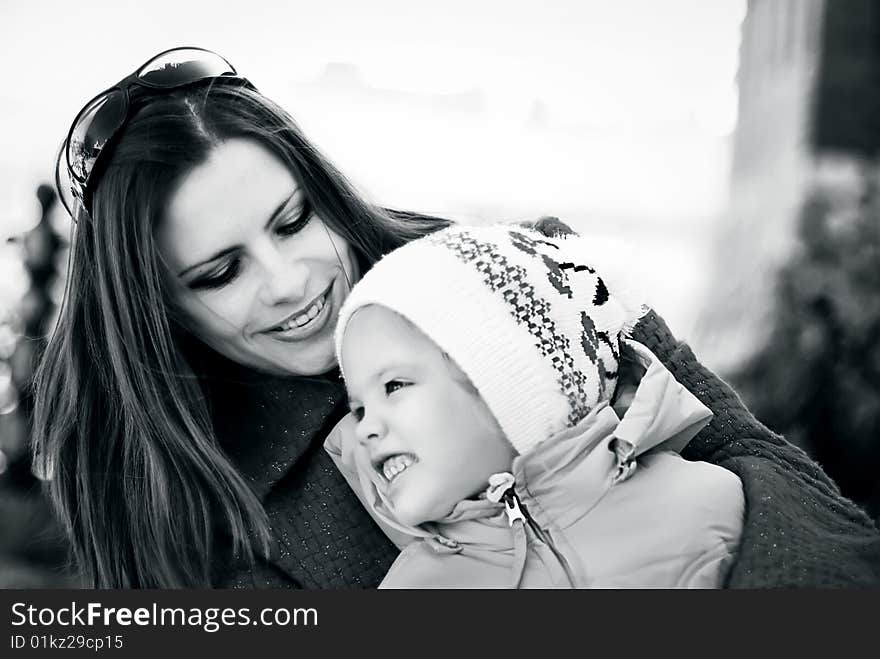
left=382, top=455, right=415, bottom=481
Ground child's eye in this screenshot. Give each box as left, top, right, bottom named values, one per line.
left=384, top=380, right=411, bottom=396
left=350, top=405, right=365, bottom=422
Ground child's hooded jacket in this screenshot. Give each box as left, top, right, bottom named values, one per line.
left=327, top=340, right=743, bottom=588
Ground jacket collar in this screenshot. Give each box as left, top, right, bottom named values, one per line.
left=611, top=339, right=715, bottom=455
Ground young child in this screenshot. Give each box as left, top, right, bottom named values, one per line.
left=327, top=224, right=744, bottom=588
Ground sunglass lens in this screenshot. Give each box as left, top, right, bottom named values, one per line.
left=67, top=90, right=127, bottom=184
left=55, top=142, right=77, bottom=217
left=137, top=48, right=235, bottom=87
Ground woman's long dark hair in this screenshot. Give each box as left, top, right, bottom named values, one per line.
left=32, top=80, right=451, bottom=587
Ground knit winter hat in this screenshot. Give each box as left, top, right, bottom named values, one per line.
left=335, top=225, right=648, bottom=455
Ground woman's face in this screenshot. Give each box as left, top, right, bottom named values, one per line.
left=157, top=138, right=360, bottom=376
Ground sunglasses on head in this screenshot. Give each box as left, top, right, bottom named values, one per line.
left=55, top=46, right=252, bottom=219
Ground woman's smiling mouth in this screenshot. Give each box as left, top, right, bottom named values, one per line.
left=275, top=294, right=325, bottom=331
left=265, top=280, right=335, bottom=340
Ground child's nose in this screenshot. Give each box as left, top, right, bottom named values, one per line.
left=356, top=410, right=386, bottom=445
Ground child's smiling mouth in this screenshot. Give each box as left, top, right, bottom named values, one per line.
left=376, top=453, right=418, bottom=483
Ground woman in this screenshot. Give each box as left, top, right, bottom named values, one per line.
left=34, top=47, right=879, bottom=588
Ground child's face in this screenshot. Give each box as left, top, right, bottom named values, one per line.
left=341, top=305, right=515, bottom=527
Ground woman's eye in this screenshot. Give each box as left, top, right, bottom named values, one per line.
left=275, top=201, right=313, bottom=237
left=385, top=380, right=411, bottom=396
left=188, top=258, right=242, bottom=291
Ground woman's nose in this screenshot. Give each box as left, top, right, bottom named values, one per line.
left=255, top=240, right=309, bottom=306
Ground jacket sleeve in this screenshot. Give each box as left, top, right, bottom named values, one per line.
left=631, top=309, right=880, bottom=587
left=525, top=215, right=579, bottom=239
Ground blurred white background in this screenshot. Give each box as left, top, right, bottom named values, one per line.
left=0, top=0, right=746, bottom=343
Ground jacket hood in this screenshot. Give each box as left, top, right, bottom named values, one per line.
left=329, top=339, right=713, bottom=550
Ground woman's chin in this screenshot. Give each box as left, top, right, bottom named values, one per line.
left=241, top=340, right=338, bottom=377
left=279, top=349, right=338, bottom=377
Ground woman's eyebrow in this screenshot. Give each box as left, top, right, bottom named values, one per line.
left=263, top=190, right=300, bottom=230
left=177, top=190, right=300, bottom=278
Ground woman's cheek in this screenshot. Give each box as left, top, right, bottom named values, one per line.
left=345, top=243, right=361, bottom=285
left=193, top=282, right=255, bottom=334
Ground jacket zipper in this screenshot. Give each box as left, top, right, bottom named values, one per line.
left=500, top=487, right=578, bottom=585
left=500, top=489, right=552, bottom=547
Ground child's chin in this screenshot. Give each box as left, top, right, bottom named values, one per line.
left=389, top=497, right=434, bottom=528
left=392, top=508, right=431, bottom=528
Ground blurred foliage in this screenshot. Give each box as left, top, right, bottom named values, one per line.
left=732, top=167, right=880, bottom=519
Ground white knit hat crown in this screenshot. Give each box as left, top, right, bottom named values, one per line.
left=335, top=225, right=647, bottom=454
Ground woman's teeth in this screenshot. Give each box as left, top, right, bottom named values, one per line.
left=382, top=454, right=416, bottom=482
left=278, top=294, right=326, bottom=331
